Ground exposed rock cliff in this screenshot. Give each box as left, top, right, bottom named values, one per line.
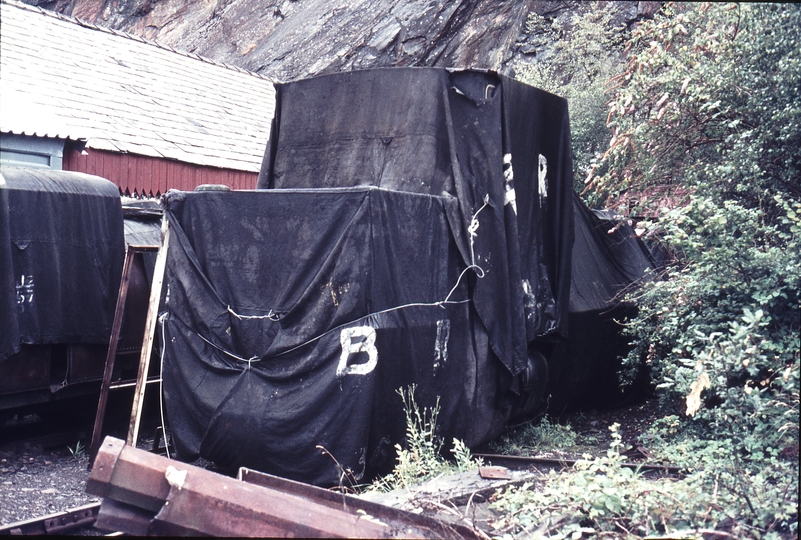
left=24, top=0, right=661, bottom=81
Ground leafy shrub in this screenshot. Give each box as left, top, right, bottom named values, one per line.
left=597, top=1, right=801, bottom=464
left=587, top=2, right=801, bottom=213
left=489, top=424, right=798, bottom=538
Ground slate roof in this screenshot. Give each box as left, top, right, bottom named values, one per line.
left=0, top=0, right=275, bottom=172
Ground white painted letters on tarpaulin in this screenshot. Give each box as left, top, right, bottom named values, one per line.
left=538, top=154, right=548, bottom=205
left=16, top=274, right=34, bottom=311
left=433, top=319, right=451, bottom=375
left=337, top=326, right=378, bottom=377
left=503, top=153, right=517, bottom=215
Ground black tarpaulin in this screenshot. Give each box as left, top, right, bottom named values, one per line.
left=0, top=167, right=125, bottom=362
left=122, top=199, right=163, bottom=248
left=161, top=188, right=512, bottom=485
left=257, top=67, right=574, bottom=376
left=545, top=193, right=657, bottom=411
left=569, top=192, right=656, bottom=313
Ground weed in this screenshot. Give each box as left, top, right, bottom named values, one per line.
left=368, top=385, right=481, bottom=492
left=491, top=416, right=578, bottom=456
left=67, top=440, right=86, bottom=460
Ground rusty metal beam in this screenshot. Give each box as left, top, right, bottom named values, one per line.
left=87, top=436, right=479, bottom=538
left=236, top=467, right=482, bottom=538
left=94, top=498, right=155, bottom=536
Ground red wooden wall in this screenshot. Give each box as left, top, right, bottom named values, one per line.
left=63, top=147, right=259, bottom=197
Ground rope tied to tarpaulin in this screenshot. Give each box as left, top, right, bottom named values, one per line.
left=196, top=331, right=262, bottom=366
left=442, top=194, right=489, bottom=303
left=169, top=193, right=492, bottom=365
left=158, top=313, right=170, bottom=459
left=226, top=306, right=282, bottom=321
left=468, top=195, right=489, bottom=273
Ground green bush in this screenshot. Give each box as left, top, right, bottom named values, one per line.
left=495, top=3, right=800, bottom=537
left=596, top=1, right=801, bottom=464
left=490, top=424, right=798, bottom=538
left=599, top=3, right=800, bottom=535
left=587, top=2, right=801, bottom=213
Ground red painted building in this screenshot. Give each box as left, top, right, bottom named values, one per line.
left=62, top=149, right=259, bottom=195
left=0, top=0, right=275, bottom=196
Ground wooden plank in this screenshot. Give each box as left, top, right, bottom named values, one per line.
left=89, top=247, right=137, bottom=465
left=143, top=157, right=152, bottom=197
left=128, top=155, right=145, bottom=196
left=127, top=219, right=171, bottom=447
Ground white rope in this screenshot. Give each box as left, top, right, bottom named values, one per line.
left=468, top=195, right=490, bottom=269
left=196, top=331, right=262, bottom=364
left=158, top=313, right=170, bottom=459
left=227, top=306, right=282, bottom=321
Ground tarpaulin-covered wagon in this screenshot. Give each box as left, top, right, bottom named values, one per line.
left=0, top=167, right=159, bottom=415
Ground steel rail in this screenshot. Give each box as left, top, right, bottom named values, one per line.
left=0, top=502, right=100, bottom=536
left=474, top=453, right=683, bottom=475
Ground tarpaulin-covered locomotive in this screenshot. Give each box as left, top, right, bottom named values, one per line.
left=159, top=68, right=577, bottom=485
left=1, top=68, right=657, bottom=488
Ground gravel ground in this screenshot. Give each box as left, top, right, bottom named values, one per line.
left=0, top=444, right=96, bottom=527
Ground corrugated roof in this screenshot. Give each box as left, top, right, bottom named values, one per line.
left=0, top=0, right=275, bottom=172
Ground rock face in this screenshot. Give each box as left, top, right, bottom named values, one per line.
left=25, top=0, right=661, bottom=82
left=27, top=0, right=532, bottom=81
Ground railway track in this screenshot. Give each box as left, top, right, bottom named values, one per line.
left=0, top=503, right=101, bottom=536
left=1, top=392, right=105, bottom=452
left=1, top=397, right=680, bottom=538
left=475, top=452, right=683, bottom=477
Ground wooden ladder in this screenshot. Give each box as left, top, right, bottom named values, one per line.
left=89, top=219, right=170, bottom=464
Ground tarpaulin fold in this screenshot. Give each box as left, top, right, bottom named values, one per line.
left=569, top=192, right=656, bottom=313
left=545, top=192, right=658, bottom=411
left=0, top=167, right=125, bottom=362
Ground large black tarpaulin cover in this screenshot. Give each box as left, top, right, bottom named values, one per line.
left=0, top=167, right=125, bottom=362
left=162, top=68, right=575, bottom=485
